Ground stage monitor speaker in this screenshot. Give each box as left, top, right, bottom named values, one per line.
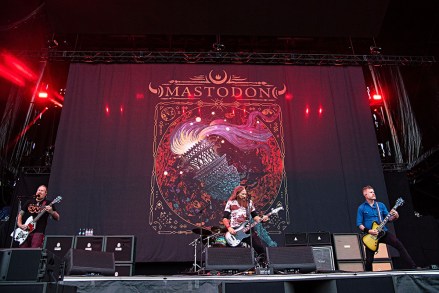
left=43, top=235, right=75, bottom=259
left=64, top=248, right=115, bottom=276
left=373, top=260, right=393, bottom=271
left=205, top=247, right=254, bottom=271
left=104, top=236, right=135, bottom=263
left=311, top=246, right=335, bottom=271
left=308, top=232, right=331, bottom=246
left=285, top=233, right=308, bottom=246
left=0, top=248, right=42, bottom=281
left=337, top=261, right=364, bottom=272
left=115, top=263, right=134, bottom=276
left=74, top=236, right=104, bottom=252
left=266, top=246, right=316, bottom=273
left=332, top=233, right=363, bottom=260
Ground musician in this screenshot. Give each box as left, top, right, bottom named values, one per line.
left=222, top=185, right=268, bottom=256
left=356, top=185, right=417, bottom=271
left=16, top=185, right=60, bottom=248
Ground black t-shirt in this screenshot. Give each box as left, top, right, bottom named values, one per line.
left=21, top=197, right=57, bottom=234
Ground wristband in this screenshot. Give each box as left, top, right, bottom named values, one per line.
left=363, top=228, right=369, bottom=234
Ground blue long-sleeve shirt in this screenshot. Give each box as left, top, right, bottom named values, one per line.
left=356, top=201, right=389, bottom=231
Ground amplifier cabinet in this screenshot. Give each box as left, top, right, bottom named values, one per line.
left=104, top=236, right=135, bottom=263
left=332, top=233, right=363, bottom=261
left=43, top=235, right=75, bottom=259
left=74, top=236, right=104, bottom=252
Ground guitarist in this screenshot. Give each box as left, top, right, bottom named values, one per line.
left=222, top=185, right=269, bottom=256
left=356, top=185, right=417, bottom=271
left=16, top=185, right=60, bottom=248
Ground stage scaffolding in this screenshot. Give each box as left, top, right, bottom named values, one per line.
left=12, top=50, right=436, bottom=66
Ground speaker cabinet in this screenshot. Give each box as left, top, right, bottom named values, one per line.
left=43, top=235, right=75, bottom=259
left=266, top=246, right=316, bottom=273
left=311, top=246, right=335, bottom=271
left=64, top=248, right=115, bottom=276
left=337, top=261, right=364, bottom=272
left=373, top=260, right=393, bottom=271
left=308, top=232, right=331, bottom=246
left=104, top=236, right=135, bottom=263
left=285, top=233, right=308, bottom=246
left=0, top=248, right=42, bottom=281
left=205, top=247, right=254, bottom=271
left=115, top=263, right=134, bottom=276
left=74, top=236, right=104, bottom=252
left=362, top=243, right=390, bottom=260
left=332, top=233, right=363, bottom=260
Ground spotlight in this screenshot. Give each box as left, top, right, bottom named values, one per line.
left=47, top=39, right=59, bottom=49
left=370, top=46, right=382, bottom=55
left=212, top=43, right=225, bottom=52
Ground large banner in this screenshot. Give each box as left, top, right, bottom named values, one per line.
left=48, top=64, right=387, bottom=262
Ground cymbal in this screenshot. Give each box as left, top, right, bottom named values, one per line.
left=211, top=226, right=228, bottom=233
left=191, top=227, right=212, bottom=236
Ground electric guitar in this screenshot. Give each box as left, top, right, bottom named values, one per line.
left=361, top=197, right=404, bottom=252
left=11, top=196, right=62, bottom=245
left=225, top=206, right=284, bottom=247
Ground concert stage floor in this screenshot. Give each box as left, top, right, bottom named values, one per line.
left=59, top=270, right=439, bottom=293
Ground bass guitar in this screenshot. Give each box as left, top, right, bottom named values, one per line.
left=225, top=206, right=284, bottom=247
left=11, top=196, right=62, bottom=245
left=361, top=197, right=404, bottom=252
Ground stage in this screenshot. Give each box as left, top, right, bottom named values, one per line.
left=56, top=269, right=439, bottom=293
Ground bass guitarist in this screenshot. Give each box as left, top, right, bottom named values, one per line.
left=16, top=185, right=60, bottom=248
left=356, top=185, right=417, bottom=271
left=222, top=185, right=268, bottom=256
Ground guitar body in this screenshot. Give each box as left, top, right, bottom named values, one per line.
left=361, top=221, right=386, bottom=252
left=11, top=216, right=36, bottom=245
left=225, top=222, right=250, bottom=247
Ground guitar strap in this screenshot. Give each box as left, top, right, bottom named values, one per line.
left=375, top=202, right=383, bottom=223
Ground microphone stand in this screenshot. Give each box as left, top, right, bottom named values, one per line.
left=10, top=198, right=22, bottom=248
left=246, top=197, right=255, bottom=267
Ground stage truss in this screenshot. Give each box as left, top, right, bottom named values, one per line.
left=12, top=50, right=436, bottom=66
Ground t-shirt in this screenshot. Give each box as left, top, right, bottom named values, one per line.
left=21, top=197, right=57, bottom=233
left=224, top=199, right=256, bottom=228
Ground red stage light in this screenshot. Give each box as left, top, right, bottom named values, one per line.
left=318, top=107, right=323, bottom=115
left=3, top=53, right=37, bottom=81
left=305, top=107, right=310, bottom=115
left=285, top=93, right=293, bottom=100
left=37, top=83, right=49, bottom=99
left=372, top=94, right=382, bottom=101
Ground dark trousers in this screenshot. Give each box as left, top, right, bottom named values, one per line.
left=241, top=230, right=266, bottom=256
left=19, top=232, right=44, bottom=248
left=364, top=232, right=416, bottom=271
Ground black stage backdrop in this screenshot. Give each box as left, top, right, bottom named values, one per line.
left=48, top=64, right=388, bottom=262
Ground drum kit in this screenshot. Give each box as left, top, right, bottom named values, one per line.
left=189, top=225, right=227, bottom=272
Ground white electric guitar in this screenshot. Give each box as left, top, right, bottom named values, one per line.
left=11, top=196, right=62, bottom=245
left=225, top=206, right=284, bottom=247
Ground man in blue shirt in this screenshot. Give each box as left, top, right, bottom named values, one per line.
left=357, top=185, right=417, bottom=271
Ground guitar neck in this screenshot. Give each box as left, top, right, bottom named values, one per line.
left=242, top=210, right=275, bottom=233
left=33, top=202, right=54, bottom=222
left=376, top=203, right=400, bottom=230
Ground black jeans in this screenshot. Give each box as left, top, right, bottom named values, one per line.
left=364, top=232, right=416, bottom=271
left=241, top=230, right=266, bottom=256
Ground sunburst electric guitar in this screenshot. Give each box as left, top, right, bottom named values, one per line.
left=11, top=196, right=62, bottom=245
left=225, top=206, right=284, bottom=247
left=362, top=197, right=404, bottom=252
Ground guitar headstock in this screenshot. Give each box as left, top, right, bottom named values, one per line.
left=52, top=196, right=62, bottom=205
left=271, top=206, right=284, bottom=215
left=395, top=197, right=405, bottom=208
